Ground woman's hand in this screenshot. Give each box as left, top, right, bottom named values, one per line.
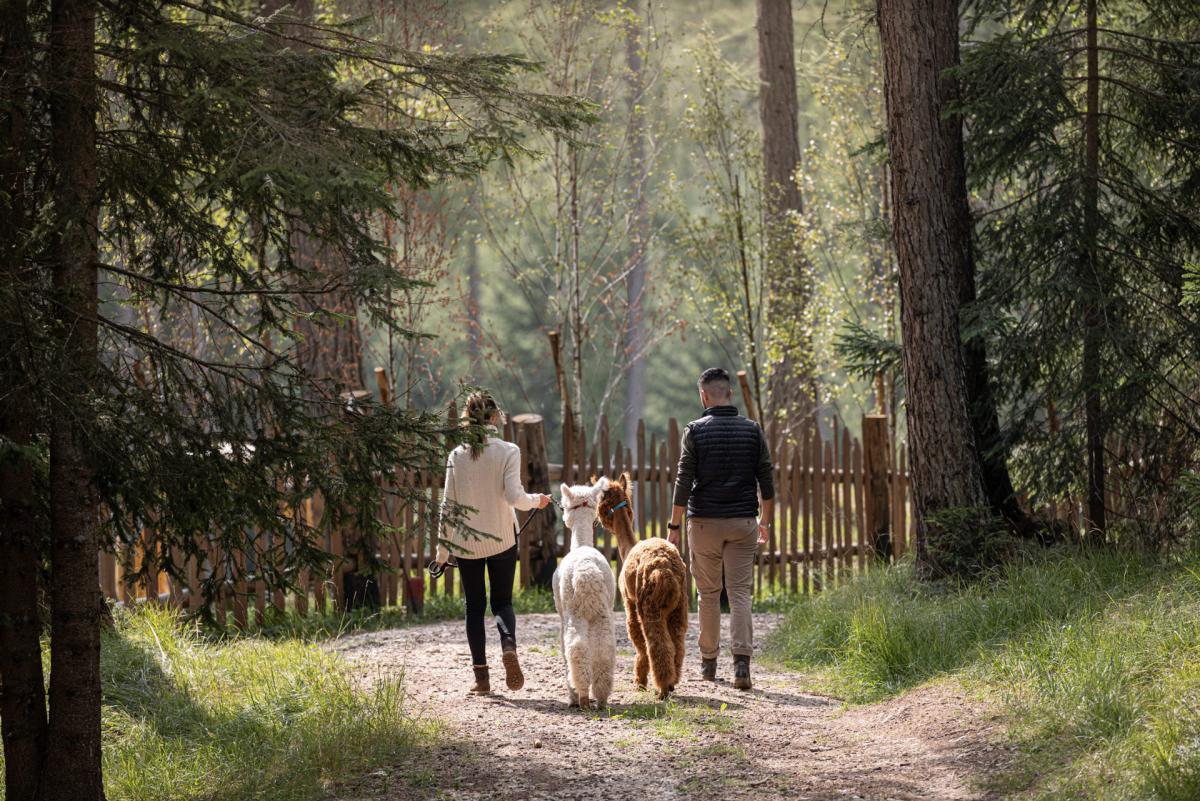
left=535, top=493, right=553, bottom=509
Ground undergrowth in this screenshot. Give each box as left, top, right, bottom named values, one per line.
left=252, top=583, right=557, bottom=640
left=0, top=605, right=435, bottom=801
left=765, top=546, right=1200, bottom=800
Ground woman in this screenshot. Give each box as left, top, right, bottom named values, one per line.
left=433, top=391, right=552, bottom=695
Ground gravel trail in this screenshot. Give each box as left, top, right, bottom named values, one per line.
left=333, top=612, right=1011, bottom=801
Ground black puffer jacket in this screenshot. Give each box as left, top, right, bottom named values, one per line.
left=672, top=406, right=774, bottom=519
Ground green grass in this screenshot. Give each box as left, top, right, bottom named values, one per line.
left=765, top=546, right=1200, bottom=800
left=605, top=694, right=735, bottom=741
left=0, top=605, right=435, bottom=801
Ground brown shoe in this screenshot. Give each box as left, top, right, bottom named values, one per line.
left=701, top=657, right=717, bottom=682
left=470, top=665, right=491, bottom=695
left=501, top=641, right=525, bottom=691
left=733, top=655, right=752, bottom=690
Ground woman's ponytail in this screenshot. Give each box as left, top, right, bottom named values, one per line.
left=463, top=391, right=500, bottom=460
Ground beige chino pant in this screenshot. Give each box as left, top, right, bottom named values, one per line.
left=687, top=516, right=758, bottom=659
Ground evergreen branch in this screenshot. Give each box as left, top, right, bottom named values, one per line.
left=1095, top=26, right=1200, bottom=47
left=99, top=261, right=369, bottom=300
left=975, top=179, right=1068, bottom=217
left=96, top=314, right=266, bottom=382
left=1097, top=111, right=1200, bottom=154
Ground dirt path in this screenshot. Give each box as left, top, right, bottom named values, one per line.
left=334, top=613, right=1011, bottom=801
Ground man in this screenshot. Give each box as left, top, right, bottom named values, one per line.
left=668, top=368, right=773, bottom=690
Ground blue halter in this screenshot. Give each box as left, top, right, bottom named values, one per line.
left=605, top=500, right=629, bottom=516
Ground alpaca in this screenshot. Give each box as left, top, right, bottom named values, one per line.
left=597, top=473, right=688, bottom=699
left=552, top=478, right=617, bottom=709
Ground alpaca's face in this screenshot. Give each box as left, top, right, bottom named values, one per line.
left=597, top=473, right=635, bottom=533
left=560, top=476, right=608, bottom=529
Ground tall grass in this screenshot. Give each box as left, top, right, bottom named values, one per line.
left=765, top=547, right=1200, bottom=799
left=0, top=605, right=434, bottom=801
left=249, top=579, right=558, bottom=640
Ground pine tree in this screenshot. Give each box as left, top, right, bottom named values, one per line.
left=0, top=4, right=49, bottom=799
left=959, top=0, right=1200, bottom=543
left=44, top=0, right=105, bottom=795
left=757, top=0, right=818, bottom=436
left=0, top=2, right=588, bottom=797
left=877, top=0, right=994, bottom=577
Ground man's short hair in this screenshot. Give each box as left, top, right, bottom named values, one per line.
left=698, top=367, right=733, bottom=399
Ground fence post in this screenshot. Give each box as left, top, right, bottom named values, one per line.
left=513, top=413, right=554, bottom=590
left=862, top=414, right=891, bottom=562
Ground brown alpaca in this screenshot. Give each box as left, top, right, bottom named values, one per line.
left=597, top=473, right=688, bottom=699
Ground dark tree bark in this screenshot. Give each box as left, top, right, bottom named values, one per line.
left=877, top=0, right=990, bottom=575
left=623, top=1, right=649, bottom=452
left=757, top=0, right=816, bottom=435
left=962, top=279, right=1031, bottom=531
left=291, top=231, right=365, bottom=394
left=0, top=3, right=49, bottom=799
left=43, top=0, right=106, bottom=798
left=1081, top=0, right=1107, bottom=543
left=959, top=201, right=1031, bottom=532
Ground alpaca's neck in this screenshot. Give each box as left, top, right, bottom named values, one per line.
left=613, top=518, right=638, bottom=561
left=569, top=520, right=596, bottom=550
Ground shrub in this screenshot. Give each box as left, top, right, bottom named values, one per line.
left=923, top=505, right=1014, bottom=579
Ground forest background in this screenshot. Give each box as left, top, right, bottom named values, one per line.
left=374, top=0, right=892, bottom=451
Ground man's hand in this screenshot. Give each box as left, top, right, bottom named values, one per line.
left=667, top=527, right=681, bottom=548
left=535, top=493, right=553, bottom=509
left=756, top=520, right=770, bottom=545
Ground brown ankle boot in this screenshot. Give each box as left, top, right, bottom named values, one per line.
left=701, top=657, right=717, bottom=681
left=470, top=665, right=491, bottom=695
left=501, top=640, right=524, bottom=691
left=733, top=654, right=752, bottom=690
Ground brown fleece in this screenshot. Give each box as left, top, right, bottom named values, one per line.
left=598, top=474, right=689, bottom=698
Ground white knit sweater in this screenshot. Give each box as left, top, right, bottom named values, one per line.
left=435, top=427, right=540, bottom=561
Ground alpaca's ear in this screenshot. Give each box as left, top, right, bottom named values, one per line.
left=560, top=483, right=573, bottom=502
left=595, top=476, right=610, bottom=491
left=619, top=472, right=630, bottom=492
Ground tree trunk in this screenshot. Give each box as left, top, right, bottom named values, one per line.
left=44, top=0, right=106, bottom=798
left=264, top=0, right=364, bottom=399
left=958, top=179, right=1031, bottom=532
left=465, top=227, right=483, bottom=374
left=291, top=231, right=365, bottom=394
left=877, top=0, right=990, bottom=576
left=757, top=0, right=816, bottom=436
left=962, top=296, right=1031, bottom=530
left=623, top=1, right=649, bottom=452
left=0, top=3, right=49, bottom=799
left=568, top=146, right=584, bottom=420
left=1081, top=0, right=1107, bottom=543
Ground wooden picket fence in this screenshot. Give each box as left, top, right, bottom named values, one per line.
left=99, top=410, right=915, bottom=625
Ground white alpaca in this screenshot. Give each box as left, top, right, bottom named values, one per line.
left=552, top=478, right=617, bottom=710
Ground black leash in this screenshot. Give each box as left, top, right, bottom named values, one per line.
left=515, top=503, right=549, bottom=538
left=427, top=504, right=550, bottom=578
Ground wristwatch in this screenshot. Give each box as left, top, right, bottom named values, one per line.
left=667, top=523, right=681, bottom=531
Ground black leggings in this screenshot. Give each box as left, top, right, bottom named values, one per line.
left=457, top=546, right=518, bottom=666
